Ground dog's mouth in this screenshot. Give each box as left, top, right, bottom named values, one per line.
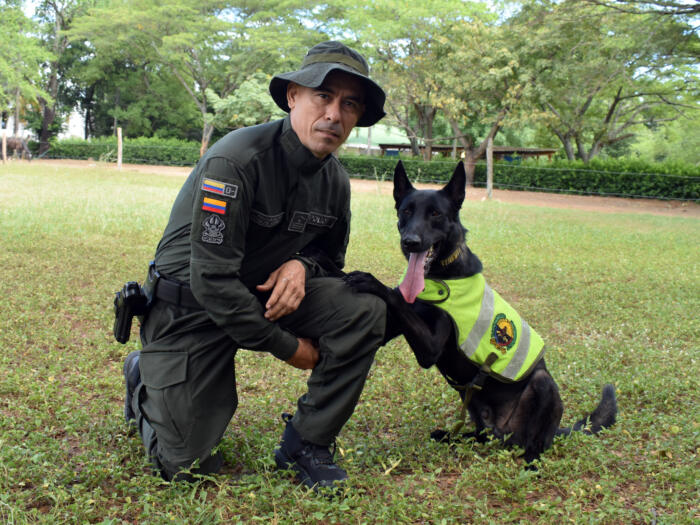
left=398, top=246, right=435, bottom=304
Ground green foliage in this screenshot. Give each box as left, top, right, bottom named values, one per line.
left=338, top=155, right=699, bottom=200
left=0, top=2, right=51, bottom=111
left=44, top=136, right=200, bottom=166
left=0, top=163, right=698, bottom=523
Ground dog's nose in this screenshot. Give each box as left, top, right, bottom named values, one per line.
left=401, top=234, right=422, bottom=252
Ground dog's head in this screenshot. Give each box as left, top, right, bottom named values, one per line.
left=393, top=161, right=467, bottom=303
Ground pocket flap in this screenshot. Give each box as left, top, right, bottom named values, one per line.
left=140, top=351, right=188, bottom=389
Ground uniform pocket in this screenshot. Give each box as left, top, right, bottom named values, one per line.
left=140, top=351, right=188, bottom=389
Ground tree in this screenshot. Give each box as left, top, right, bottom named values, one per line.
left=0, top=1, right=51, bottom=135
left=520, top=0, right=699, bottom=161
left=584, top=1, right=700, bottom=16
left=339, top=0, right=491, bottom=160
left=31, top=0, right=94, bottom=154
left=69, top=0, right=324, bottom=154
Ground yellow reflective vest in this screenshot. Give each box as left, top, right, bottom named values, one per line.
left=417, top=274, right=545, bottom=382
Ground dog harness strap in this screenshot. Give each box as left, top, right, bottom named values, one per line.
left=449, top=353, right=499, bottom=436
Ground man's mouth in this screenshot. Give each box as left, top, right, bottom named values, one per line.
left=398, top=246, right=436, bottom=303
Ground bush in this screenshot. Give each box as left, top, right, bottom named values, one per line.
left=38, top=138, right=699, bottom=200
left=44, top=136, right=200, bottom=166
left=339, top=155, right=699, bottom=201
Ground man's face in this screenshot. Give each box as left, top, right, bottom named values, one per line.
left=287, top=71, right=366, bottom=159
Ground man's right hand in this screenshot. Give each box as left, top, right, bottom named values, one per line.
left=285, top=338, right=319, bottom=370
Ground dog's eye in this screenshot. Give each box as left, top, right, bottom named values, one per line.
left=431, top=210, right=441, bottom=218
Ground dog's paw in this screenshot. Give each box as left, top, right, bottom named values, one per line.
left=430, top=429, right=451, bottom=443
left=344, top=271, right=383, bottom=295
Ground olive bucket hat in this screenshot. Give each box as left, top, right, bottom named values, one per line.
left=269, top=41, right=386, bottom=127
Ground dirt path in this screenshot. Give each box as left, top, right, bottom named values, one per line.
left=30, top=158, right=700, bottom=218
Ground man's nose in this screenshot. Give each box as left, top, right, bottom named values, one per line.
left=325, top=98, right=342, bottom=121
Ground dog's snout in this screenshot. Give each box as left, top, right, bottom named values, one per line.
left=401, top=234, right=422, bottom=252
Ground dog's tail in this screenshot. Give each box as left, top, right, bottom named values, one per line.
left=556, top=384, right=617, bottom=437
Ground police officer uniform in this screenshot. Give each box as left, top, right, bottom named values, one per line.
left=124, top=41, right=387, bottom=484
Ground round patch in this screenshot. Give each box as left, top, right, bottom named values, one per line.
left=490, top=313, right=516, bottom=354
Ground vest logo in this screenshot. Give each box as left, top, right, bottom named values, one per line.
left=201, top=214, right=226, bottom=245
left=490, top=313, right=516, bottom=354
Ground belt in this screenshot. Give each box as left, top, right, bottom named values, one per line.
left=148, top=262, right=203, bottom=310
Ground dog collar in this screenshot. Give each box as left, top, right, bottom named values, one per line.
left=440, top=246, right=463, bottom=267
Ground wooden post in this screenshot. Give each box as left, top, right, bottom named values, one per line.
left=117, top=127, right=122, bottom=169
left=366, top=125, right=372, bottom=155
left=1, top=127, right=6, bottom=164
left=486, top=136, right=493, bottom=200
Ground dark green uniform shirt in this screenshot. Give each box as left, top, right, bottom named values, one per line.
left=153, top=117, right=351, bottom=361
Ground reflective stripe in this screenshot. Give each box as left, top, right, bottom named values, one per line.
left=501, top=320, right=531, bottom=380
left=461, top=283, right=494, bottom=358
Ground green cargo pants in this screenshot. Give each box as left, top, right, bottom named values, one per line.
left=130, top=277, right=386, bottom=480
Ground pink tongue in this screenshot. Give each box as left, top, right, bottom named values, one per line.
left=398, top=251, right=428, bottom=303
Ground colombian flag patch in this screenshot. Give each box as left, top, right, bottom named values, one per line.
left=202, top=197, right=227, bottom=215
left=202, top=177, right=238, bottom=198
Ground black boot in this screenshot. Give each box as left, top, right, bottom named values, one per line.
left=123, top=350, right=141, bottom=424
left=274, top=413, right=348, bottom=491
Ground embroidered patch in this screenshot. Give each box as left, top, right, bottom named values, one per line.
left=490, top=313, right=517, bottom=354
left=202, top=197, right=227, bottom=215
left=250, top=209, right=285, bottom=228
left=288, top=211, right=338, bottom=232
left=201, top=214, right=226, bottom=244
left=288, top=211, right=309, bottom=232
left=202, top=178, right=239, bottom=198
left=307, top=212, right=337, bottom=229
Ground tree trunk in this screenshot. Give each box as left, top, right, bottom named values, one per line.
left=200, top=121, right=215, bottom=157
left=13, top=89, right=20, bottom=136
left=462, top=154, right=476, bottom=187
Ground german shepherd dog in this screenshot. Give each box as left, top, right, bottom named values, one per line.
left=345, top=161, right=617, bottom=465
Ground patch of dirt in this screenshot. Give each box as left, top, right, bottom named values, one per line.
left=30, top=158, right=699, bottom=218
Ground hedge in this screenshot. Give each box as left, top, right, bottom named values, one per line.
left=37, top=136, right=200, bottom=166
left=35, top=137, right=699, bottom=201
left=339, top=156, right=699, bottom=201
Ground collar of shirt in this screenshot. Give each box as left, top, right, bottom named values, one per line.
left=280, top=116, right=334, bottom=175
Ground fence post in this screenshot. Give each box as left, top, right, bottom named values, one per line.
left=117, top=127, right=122, bottom=169
left=486, top=136, right=493, bottom=199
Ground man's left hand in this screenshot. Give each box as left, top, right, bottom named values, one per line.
left=256, top=259, right=306, bottom=321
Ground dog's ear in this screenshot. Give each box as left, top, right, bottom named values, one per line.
left=441, top=162, right=466, bottom=211
left=393, top=160, right=415, bottom=209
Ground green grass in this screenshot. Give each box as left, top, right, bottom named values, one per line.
left=1, top=163, right=698, bottom=524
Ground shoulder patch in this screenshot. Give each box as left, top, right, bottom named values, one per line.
left=202, top=196, right=227, bottom=215
left=201, top=214, right=226, bottom=244
left=202, top=177, right=239, bottom=198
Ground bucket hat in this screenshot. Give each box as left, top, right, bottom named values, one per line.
left=269, top=41, right=386, bottom=127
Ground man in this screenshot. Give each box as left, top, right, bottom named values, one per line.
left=122, top=41, right=387, bottom=490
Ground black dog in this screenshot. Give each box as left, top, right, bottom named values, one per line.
left=346, top=161, right=617, bottom=465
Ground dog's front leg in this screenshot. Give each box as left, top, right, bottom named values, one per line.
left=345, top=271, right=451, bottom=368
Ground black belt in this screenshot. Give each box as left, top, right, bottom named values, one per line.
left=148, top=263, right=203, bottom=310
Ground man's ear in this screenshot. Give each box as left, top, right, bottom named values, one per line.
left=393, top=160, right=415, bottom=210
left=286, top=82, right=299, bottom=111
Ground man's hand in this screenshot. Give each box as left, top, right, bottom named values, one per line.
left=286, top=338, right=319, bottom=370
left=256, top=259, right=306, bottom=321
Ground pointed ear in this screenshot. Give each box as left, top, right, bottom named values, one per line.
left=441, top=161, right=466, bottom=211
left=393, top=160, right=415, bottom=209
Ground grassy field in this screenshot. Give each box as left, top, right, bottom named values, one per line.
left=0, top=162, right=697, bottom=524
